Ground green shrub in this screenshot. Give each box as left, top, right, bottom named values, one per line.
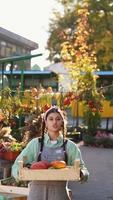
left=95, top=137, right=113, bottom=148
left=83, top=134, right=96, bottom=146
left=83, top=133, right=113, bottom=148
left=83, top=109, right=101, bottom=136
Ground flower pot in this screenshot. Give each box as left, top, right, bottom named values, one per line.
left=3, top=151, right=20, bottom=161
left=0, top=152, right=4, bottom=159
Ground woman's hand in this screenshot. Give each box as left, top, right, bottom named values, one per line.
left=80, top=168, right=89, bottom=183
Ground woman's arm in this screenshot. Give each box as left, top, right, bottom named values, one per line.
left=66, top=140, right=89, bottom=183
left=11, top=138, right=39, bottom=180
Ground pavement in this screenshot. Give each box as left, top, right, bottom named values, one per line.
left=68, top=145, right=113, bottom=200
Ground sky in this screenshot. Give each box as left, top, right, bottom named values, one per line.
left=0, top=0, right=61, bottom=69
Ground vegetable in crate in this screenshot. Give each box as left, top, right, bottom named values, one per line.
left=30, top=161, right=50, bottom=169
left=50, top=160, right=66, bottom=169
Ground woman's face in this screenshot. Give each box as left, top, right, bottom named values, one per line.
left=45, top=112, right=63, bottom=135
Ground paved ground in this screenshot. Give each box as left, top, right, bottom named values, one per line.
left=68, top=145, right=113, bottom=200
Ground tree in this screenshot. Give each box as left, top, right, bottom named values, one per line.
left=61, top=0, right=104, bottom=135
left=47, top=0, right=113, bottom=70
left=47, top=0, right=77, bottom=62
left=88, top=0, right=113, bottom=70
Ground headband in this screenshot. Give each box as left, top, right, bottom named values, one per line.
left=43, top=106, right=65, bottom=121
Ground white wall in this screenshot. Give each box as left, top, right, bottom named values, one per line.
left=46, top=62, right=72, bottom=92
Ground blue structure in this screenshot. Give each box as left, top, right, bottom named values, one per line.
left=0, top=70, right=58, bottom=90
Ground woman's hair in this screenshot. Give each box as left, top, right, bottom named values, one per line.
left=37, top=106, right=68, bottom=162
left=44, top=106, right=64, bottom=121
left=41, top=106, right=67, bottom=140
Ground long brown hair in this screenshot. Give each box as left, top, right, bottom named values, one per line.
left=42, top=106, right=67, bottom=136
left=38, top=106, right=68, bottom=162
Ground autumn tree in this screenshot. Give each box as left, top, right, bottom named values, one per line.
left=61, top=0, right=104, bottom=135
left=47, top=0, right=77, bottom=62
left=88, top=0, right=113, bottom=70
left=47, top=0, right=113, bottom=70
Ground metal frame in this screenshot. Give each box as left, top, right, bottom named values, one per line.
left=0, top=53, right=42, bottom=91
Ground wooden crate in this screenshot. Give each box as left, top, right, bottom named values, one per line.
left=18, top=160, right=80, bottom=181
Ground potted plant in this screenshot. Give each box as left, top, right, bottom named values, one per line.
left=3, top=141, right=23, bottom=161
left=0, top=126, right=12, bottom=159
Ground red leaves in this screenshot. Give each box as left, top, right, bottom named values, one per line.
left=43, top=104, right=51, bottom=112
left=88, top=100, right=103, bottom=113
left=63, top=97, right=71, bottom=106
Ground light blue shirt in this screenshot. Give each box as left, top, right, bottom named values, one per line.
left=12, top=134, right=89, bottom=182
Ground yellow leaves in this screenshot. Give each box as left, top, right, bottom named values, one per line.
left=77, top=7, right=89, bottom=16
left=58, top=74, right=64, bottom=82
left=24, top=90, right=31, bottom=98
left=0, top=112, right=5, bottom=122
left=70, top=48, right=75, bottom=57
left=61, top=41, right=76, bottom=62
left=10, top=141, right=23, bottom=152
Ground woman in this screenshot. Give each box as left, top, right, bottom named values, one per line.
left=12, top=106, right=89, bottom=200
